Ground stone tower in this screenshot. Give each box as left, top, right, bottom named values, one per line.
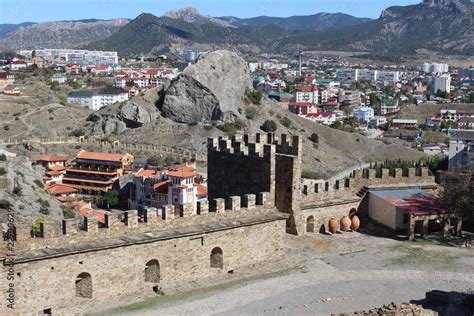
left=207, top=133, right=304, bottom=235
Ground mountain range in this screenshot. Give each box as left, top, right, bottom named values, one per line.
left=0, top=0, right=472, bottom=56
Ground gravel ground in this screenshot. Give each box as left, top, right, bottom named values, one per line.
left=104, top=233, right=474, bottom=316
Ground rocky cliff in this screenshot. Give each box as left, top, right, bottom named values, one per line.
left=0, top=18, right=128, bottom=50
left=88, top=88, right=161, bottom=135
left=159, top=50, right=251, bottom=124
left=0, top=156, right=63, bottom=225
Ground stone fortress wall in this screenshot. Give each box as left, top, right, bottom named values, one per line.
left=0, top=133, right=436, bottom=314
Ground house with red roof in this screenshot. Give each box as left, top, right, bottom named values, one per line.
left=288, top=102, right=316, bottom=116
left=368, top=188, right=462, bottom=240
left=36, top=155, right=69, bottom=169
left=3, top=85, right=20, bottom=95
left=9, top=60, right=27, bottom=71
left=305, top=112, right=336, bottom=125
left=128, top=165, right=205, bottom=216
left=295, top=85, right=318, bottom=104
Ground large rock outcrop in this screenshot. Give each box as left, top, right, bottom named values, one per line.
left=160, top=50, right=252, bottom=124
left=0, top=156, right=63, bottom=225
left=88, top=88, right=161, bottom=135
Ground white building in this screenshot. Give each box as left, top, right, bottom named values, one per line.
left=336, top=68, right=359, bottom=82
left=353, top=106, right=375, bottom=122
left=19, top=49, right=118, bottom=65
left=67, top=87, right=129, bottom=111
left=9, top=60, right=28, bottom=70
left=305, top=112, right=336, bottom=125
left=380, top=98, right=400, bottom=115
left=358, top=69, right=377, bottom=82
left=448, top=130, right=474, bottom=172
left=377, top=71, right=400, bottom=84
left=295, top=85, right=318, bottom=104
left=419, top=63, right=449, bottom=74
left=432, top=74, right=451, bottom=93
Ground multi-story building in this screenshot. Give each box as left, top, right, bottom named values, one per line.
left=128, top=166, right=207, bottom=214
left=115, top=77, right=164, bottom=89
left=380, top=98, right=400, bottom=116
left=353, top=106, right=375, bottom=122
left=19, top=49, right=118, bottom=65
left=0, top=72, right=15, bottom=87
left=376, top=71, right=400, bottom=84
left=67, top=86, right=129, bottom=111
left=448, top=130, right=474, bottom=172
left=294, top=85, right=318, bottom=104
left=338, top=90, right=361, bottom=107
left=358, top=69, right=377, bottom=82
left=63, top=151, right=134, bottom=195
left=288, top=102, right=316, bottom=115
left=432, top=74, right=451, bottom=93
left=319, top=88, right=339, bottom=104
left=419, top=63, right=449, bottom=74
left=336, top=68, right=358, bottom=82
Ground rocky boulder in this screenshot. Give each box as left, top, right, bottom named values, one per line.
left=160, top=50, right=252, bottom=124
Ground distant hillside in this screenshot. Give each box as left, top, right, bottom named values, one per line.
left=164, top=7, right=233, bottom=27
left=275, top=0, right=474, bottom=54
left=85, top=13, right=294, bottom=56
left=0, top=22, right=36, bottom=37
left=217, top=12, right=372, bottom=30
left=0, top=18, right=129, bottom=50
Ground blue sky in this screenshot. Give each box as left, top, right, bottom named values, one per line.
left=0, top=0, right=421, bottom=24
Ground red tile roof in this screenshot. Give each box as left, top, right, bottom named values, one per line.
left=76, top=150, right=127, bottom=162
left=196, top=184, right=208, bottom=197
left=4, top=85, right=19, bottom=91
left=46, top=184, right=78, bottom=195
left=288, top=102, right=313, bottom=107
left=38, top=155, right=69, bottom=162
left=135, top=169, right=160, bottom=177
left=153, top=179, right=171, bottom=192
left=296, top=85, right=314, bottom=92
left=49, top=165, right=68, bottom=171
left=167, top=166, right=198, bottom=178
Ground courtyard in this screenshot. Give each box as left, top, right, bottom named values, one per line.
left=95, top=232, right=474, bottom=315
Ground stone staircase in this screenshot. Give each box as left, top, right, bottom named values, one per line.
left=356, top=186, right=369, bottom=198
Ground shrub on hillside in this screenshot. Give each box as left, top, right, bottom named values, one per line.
left=309, top=133, right=319, bottom=143
left=245, top=89, right=263, bottom=105
left=260, top=120, right=277, bottom=133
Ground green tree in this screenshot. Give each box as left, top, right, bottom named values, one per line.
left=260, top=120, right=277, bottom=133
left=281, top=117, right=292, bottom=128
left=105, top=190, right=119, bottom=208
left=440, top=172, right=474, bottom=224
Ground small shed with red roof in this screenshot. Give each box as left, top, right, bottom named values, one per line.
left=368, top=188, right=462, bottom=240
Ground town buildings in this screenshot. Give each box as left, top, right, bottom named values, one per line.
left=0, top=72, right=15, bottom=87
left=353, top=106, right=375, bottom=122
left=288, top=102, right=316, bottom=115
left=128, top=166, right=207, bottom=214
left=19, top=49, right=119, bottom=65
left=294, top=85, right=318, bottom=104
left=432, top=74, right=451, bottom=93
left=67, top=86, right=129, bottom=111
left=62, top=151, right=134, bottom=195
left=448, top=130, right=474, bottom=172
left=380, top=98, right=400, bottom=116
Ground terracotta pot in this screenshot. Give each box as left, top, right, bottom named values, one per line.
left=328, top=217, right=339, bottom=234
left=340, top=215, right=351, bottom=232
left=351, top=215, right=360, bottom=231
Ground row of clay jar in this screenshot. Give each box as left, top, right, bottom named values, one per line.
left=328, top=215, right=360, bottom=234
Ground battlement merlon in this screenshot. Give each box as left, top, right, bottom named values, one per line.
left=207, top=133, right=301, bottom=158
left=19, top=194, right=275, bottom=242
